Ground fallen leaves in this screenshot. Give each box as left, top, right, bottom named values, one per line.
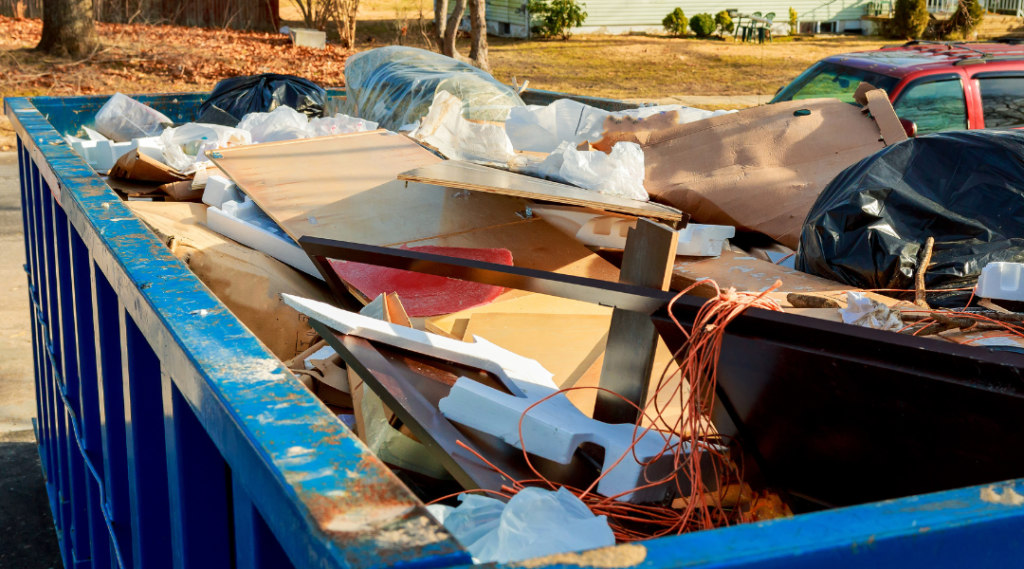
left=0, top=16, right=353, bottom=98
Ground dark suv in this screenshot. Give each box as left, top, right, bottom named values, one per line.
left=772, top=41, right=1024, bottom=134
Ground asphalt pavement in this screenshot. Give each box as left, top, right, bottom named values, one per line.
left=0, top=150, right=63, bottom=568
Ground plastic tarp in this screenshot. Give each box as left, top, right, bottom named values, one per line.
left=341, top=46, right=524, bottom=131
left=798, top=130, right=1024, bottom=307
left=198, top=73, right=326, bottom=122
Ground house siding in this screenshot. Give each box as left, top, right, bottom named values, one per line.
left=540, top=0, right=870, bottom=30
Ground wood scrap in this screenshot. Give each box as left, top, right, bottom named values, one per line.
left=915, top=237, right=935, bottom=309
left=110, top=148, right=190, bottom=183
left=596, top=219, right=678, bottom=424
left=397, top=159, right=686, bottom=223
left=787, top=293, right=840, bottom=309
left=385, top=293, right=413, bottom=328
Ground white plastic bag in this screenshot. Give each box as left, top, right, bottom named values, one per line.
left=159, top=123, right=251, bottom=173
left=429, top=487, right=615, bottom=564
left=306, top=114, right=379, bottom=137
left=522, top=141, right=648, bottom=201
left=237, top=106, right=310, bottom=144
left=839, top=292, right=903, bottom=331
left=410, top=91, right=514, bottom=166
left=94, top=93, right=173, bottom=142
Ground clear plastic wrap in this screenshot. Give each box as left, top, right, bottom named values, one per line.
left=341, top=46, right=524, bottom=131
left=94, top=93, right=173, bottom=142
left=427, top=487, right=615, bottom=564
left=516, top=140, right=649, bottom=201
left=237, top=106, right=310, bottom=144
left=409, top=91, right=515, bottom=166
left=158, top=123, right=251, bottom=173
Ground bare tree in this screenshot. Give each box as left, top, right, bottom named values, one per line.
left=442, top=0, right=466, bottom=57
left=468, top=0, right=488, bottom=71
left=292, top=0, right=335, bottom=30
left=434, top=0, right=449, bottom=45
left=332, top=0, right=361, bottom=48
left=37, top=0, right=98, bottom=57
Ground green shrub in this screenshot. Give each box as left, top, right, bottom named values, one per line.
left=663, top=8, right=688, bottom=36
left=944, top=0, right=984, bottom=38
left=690, top=13, right=716, bottom=38
left=527, top=0, right=588, bottom=40
left=789, top=7, right=798, bottom=32
left=715, top=10, right=734, bottom=34
left=886, top=0, right=929, bottom=39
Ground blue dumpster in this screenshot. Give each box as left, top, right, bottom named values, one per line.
left=6, top=92, right=1024, bottom=569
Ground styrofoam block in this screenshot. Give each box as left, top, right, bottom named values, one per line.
left=439, top=376, right=681, bottom=503
left=530, top=204, right=733, bottom=256
left=206, top=206, right=321, bottom=278
left=281, top=295, right=558, bottom=397
left=70, top=136, right=162, bottom=173
left=203, top=175, right=244, bottom=209
left=978, top=262, right=1024, bottom=301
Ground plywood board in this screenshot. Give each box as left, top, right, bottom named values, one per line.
left=208, top=130, right=529, bottom=246
left=464, top=313, right=611, bottom=388
left=398, top=160, right=685, bottom=222
left=426, top=291, right=614, bottom=340
left=672, top=250, right=898, bottom=307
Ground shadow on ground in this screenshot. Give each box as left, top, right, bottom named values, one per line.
left=0, top=429, right=62, bottom=568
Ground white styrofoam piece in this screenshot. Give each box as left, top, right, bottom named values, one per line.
left=439, top=377, right=680, bottom=503
left=206, top=206, right=321, bottom=279
left=83, top=127, right=108, bottom=141
left=202, top=175, right=244, bottom=209
left=70, top=136, right=162, bottom=173
left=529, top=204, right=733, bottom=255
left=978, top=262, right=1024, bottom=302
left=281, top=295, right=559, bottom=397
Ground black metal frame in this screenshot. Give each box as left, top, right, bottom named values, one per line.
left=301, top=237, right=1024, bottom=508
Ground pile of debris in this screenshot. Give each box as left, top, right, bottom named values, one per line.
left=75, top=46, right=1024, bottom=563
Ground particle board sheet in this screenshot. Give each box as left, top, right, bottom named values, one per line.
left=672, top=250, right=899, bottom=307
left=397, top=160, right=686, bottom=222
left=208, top=130, right=529, bottom=246
left=426, top=291, right=614, bottom=339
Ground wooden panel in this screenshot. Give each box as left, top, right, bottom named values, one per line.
left=398, top=160, right=685, bottom=222
left=464, top=313, right=611, bottom=388
left=209, top=131, right=514, bottom=241
left=426, top=291, right=615, bottom=339
left=672, top=250, right=898, bottom=307
left=596, top=219, right=679, bottom=424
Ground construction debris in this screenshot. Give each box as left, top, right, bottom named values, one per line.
left=91, top=48, right=1024, bottom=558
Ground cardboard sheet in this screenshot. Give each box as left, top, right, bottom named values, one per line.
left=601, top=97, right=898, bottom=248
left=127, top=201, right=334, bottom=361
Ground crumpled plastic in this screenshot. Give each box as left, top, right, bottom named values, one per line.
left=515, top=140, right=648, bottom=201
left=839, top=292, right=903, bottom=331
left=306, top=114, right=379, bottom=137
left=237, top=106, right=310, bottom=144
left=426, top=487, right=615, bottom=564
left=94, top=93, right=173, bottom=142
left=158, top=123, right=251, bottom=174
left=410, top=91, right=515, bottom=166
left=198, top=73, right=326, bottom=121
left=341, top=46, right=524, bottom=131
left=798, top=130, right=1024, bottom=308
left=506, top=99, right=735, bottom=154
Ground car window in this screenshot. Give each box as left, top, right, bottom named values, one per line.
left=893, top=79, right=967, bottom=135
left=771, top=61, right=900, bottom=105
left=978, top=76, right=1024, bottom=128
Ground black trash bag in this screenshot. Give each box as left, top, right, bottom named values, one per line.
left=199, top=74, right=326, bottom=122
left=797, top=130, right=1024, bottom=308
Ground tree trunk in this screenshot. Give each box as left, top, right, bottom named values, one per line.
left=434, top=0, right=448, bottom=46
left=37, top=0, right=97, bottom=57
left=468, top=0, right=488, bottom=71
left=442, top=0, right=465, bottom=58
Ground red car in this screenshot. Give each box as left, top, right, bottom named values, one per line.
left=771, top=40, right=1024, bottom=135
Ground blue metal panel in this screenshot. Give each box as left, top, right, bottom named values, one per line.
left=6, top=94, right=469, bottom=569
left=163, top=372, right=232, bottom=569
left=92, top=263, right=133, bottom=567
left=121, top=309, right=173, bottom=569
left=232, top=471, right=296, bottom=569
